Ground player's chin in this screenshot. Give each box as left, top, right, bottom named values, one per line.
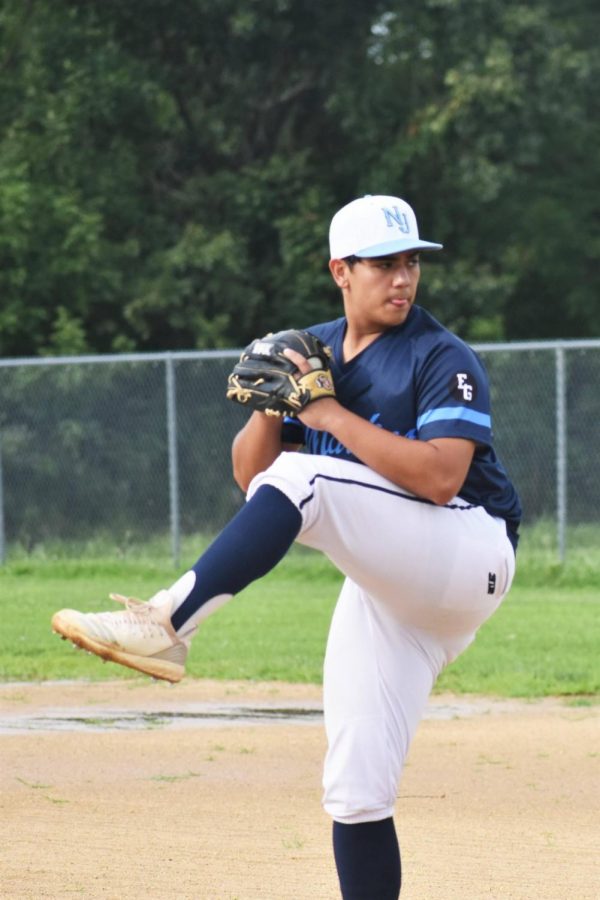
left=384, top=300, right=413, bottom=324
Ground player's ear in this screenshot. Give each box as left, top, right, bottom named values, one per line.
left=329, top=258, right=350, bottom=288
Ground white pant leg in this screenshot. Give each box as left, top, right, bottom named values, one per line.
left=321, top=579, right=442, bottom=823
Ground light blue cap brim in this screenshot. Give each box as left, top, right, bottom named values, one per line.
left=356, top=239, right=443, bottom=257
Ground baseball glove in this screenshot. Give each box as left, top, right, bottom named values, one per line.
left=226, top=329, right=335, bottom=416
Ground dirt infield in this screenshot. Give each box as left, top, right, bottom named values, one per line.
left=0, top=680, right=598, bottom=900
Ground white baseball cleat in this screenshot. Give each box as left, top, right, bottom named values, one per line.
left=51, top=591, right=190, bottom=683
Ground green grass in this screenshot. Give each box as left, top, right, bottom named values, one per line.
left=1, top=537, right=599, bottom=698
left=436, top=585, right=599, bottom=696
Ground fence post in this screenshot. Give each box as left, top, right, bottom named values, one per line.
left=165, top=356, right=180, bottom=567
left=0, top=432, right=5, bottom=565
left=555, top=346, right=567, bottom=563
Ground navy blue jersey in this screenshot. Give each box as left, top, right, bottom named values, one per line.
left=282, top=305, right=522, bottom=548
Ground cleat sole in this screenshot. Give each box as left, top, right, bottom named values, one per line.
left=50, top=612, right=184, bottom=684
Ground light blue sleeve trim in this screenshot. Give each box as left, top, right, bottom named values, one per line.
left=417, top=406, right=491, bottom=430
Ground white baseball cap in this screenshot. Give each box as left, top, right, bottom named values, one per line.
left=329, top=194, right=443, bottom=259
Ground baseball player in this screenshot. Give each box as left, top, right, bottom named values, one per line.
left=52, top=194, right=521, bottom=899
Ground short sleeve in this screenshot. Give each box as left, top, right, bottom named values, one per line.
left=415, top=342, right=492, bottom=445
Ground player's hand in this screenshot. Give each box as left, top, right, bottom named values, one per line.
left=281, top=348, right=341, bottom=430
left=281, top=347, right=312, bottom=375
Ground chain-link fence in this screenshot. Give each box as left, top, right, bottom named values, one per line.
left=1, top=340, right=598, bottom=564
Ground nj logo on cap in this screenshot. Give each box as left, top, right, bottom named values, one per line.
left=383, top=207, right=410, bottom=234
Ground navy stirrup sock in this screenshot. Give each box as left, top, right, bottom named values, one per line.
left=171, top=485, right=302, bottom=632
left=333, top=818, right=401, bottom=900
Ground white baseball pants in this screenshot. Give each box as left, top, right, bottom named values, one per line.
left=247, top=453, right=515, bottom=824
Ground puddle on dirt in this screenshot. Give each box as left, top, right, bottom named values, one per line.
left=0, top=700, right=496, bottom=734
left=0, top=705, right=324, bottom=734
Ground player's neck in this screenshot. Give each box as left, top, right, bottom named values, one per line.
left=342, top=326, right=382, bottom=362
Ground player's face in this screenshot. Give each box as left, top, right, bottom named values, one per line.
left=333, top=252, right=421, bottom=331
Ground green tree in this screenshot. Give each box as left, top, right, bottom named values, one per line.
left=335, top=0, right=599, bottom=340
left=0, top=0, right=384, bottom=355
left=0, top=0, right=597, bottom=356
